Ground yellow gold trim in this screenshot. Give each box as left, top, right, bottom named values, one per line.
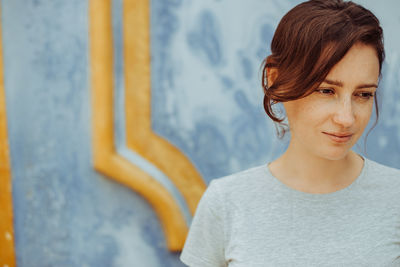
left=89, top=0, right=197, bottom=251
left=123, top=0, right=206, bottom=218
left=0, top=4, right=17, bottom=266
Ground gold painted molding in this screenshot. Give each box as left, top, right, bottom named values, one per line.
left=123, top=0, right=206, bottom=216
left=89, top=0, right=205, bottom=251
left=0, top=4, right=17, bottom=266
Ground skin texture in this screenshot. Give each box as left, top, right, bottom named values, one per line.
left=268, top=43, right=380, bottom=193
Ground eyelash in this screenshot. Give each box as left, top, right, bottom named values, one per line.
left=316, top=88, right=335, bottom=95
left=316, top=88, right=375, bottom=100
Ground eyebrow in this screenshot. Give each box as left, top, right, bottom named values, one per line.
left=323, top=79, right=378, bottom=89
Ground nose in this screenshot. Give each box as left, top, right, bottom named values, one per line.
left=332, top=97, right=355, bottom=128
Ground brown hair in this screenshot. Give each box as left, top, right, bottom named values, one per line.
left=261, top=0, right=384, bottom=138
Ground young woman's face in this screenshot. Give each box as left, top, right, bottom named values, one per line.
left=283, top=43, right=380, bottom=160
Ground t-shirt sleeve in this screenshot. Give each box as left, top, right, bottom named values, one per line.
left=180, top=179, right=226, bottom=267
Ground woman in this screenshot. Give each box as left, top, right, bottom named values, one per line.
left=180, top=0, right=400, bottom=266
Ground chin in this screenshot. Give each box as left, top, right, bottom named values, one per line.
left=317, top=148, right=352, bottom=161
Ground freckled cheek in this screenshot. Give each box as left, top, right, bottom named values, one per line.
left=287, top=104, right=321, bottom=131
left=354, top=103, right=374, bottom=127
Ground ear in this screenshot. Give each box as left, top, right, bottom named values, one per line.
left=266, top=67, right=279, bottom=88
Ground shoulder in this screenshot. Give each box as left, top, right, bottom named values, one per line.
left=188, top=166, right=268, bottom=224
left=365, top=157, right=400, bottom=178
left=211, top=163, right=267, bottom=187
left=364, top=157, right=400, bottom=189
left=207, top=163, right=270, bottom=201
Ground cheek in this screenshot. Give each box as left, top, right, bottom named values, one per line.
left=286, top=100, right=321, bottom=129
left=355, top=102, right=374, bottom=126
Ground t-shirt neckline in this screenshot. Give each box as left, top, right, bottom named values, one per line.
left=264, top=155, right=369, bottom=202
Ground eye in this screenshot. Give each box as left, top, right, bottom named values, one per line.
left=316, top=88, right=335, bottom=95
left=355, top=92, right=375, bottom=100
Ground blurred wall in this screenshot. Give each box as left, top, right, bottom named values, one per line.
left=1, top=0, right=399, bottom=266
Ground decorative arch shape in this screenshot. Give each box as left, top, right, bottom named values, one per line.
left=89, top=0, right=206, bottom=251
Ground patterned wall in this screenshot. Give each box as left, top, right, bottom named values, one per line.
left=2, top=0, right=399, bottom=266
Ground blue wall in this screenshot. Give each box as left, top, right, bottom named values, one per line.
left=2, top=0, right=399, bottom=266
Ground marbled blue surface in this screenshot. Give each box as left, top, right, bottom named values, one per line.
left=2, top=0, right=400, bottom=266
left=3, top=0, right=182, bottom=266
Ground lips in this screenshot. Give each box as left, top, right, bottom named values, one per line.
left=323, top=132, right=353, bottom=143
left=324, top=132, right=353, bottom=137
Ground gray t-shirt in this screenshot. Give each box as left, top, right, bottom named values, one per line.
left=180, top=157, right=400, bottom=266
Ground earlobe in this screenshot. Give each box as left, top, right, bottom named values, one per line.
left=267, top=67, right=279, bottom=88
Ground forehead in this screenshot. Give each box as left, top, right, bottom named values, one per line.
left=324, top=43, right=380, bottom=85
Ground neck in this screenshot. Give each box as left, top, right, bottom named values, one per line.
left=270, top=141, right=364, bottom=192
